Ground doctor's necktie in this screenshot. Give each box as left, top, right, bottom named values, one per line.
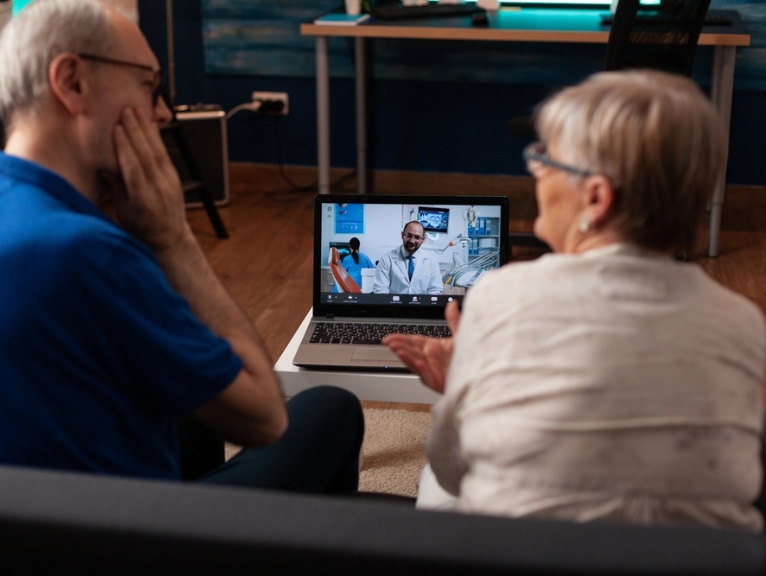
left=408, top=255, right=414, bottom=280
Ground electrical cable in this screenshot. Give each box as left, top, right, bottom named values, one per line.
left=268, top=115, right=316, bottom=192
left=267, top=115, right=360, bottom=194
left=225, top=102, right=362, bottom=195
left=225, top=102, right=261, bottom=120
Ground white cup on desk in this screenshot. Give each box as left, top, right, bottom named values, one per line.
left=345, top=0, right=361, bottom=15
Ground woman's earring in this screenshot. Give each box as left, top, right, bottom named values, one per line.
left=578, top=218, right=591, bottom=234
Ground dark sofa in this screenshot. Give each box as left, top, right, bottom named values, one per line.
left=0, top=465, right=764, bottom=575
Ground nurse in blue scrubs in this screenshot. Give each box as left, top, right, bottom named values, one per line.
left=342, top=237, right=374, bottom=287
left=332, top=236, right=375, bottom=293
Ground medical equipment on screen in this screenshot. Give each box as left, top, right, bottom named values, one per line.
left=435, top=233, right=467, bottom=254
left=441, top=250, right=499, bottom=288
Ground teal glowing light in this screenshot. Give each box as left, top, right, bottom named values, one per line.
left=499, top=0, right=661, bottom=5
left=12, top=0, right=35, bottom=17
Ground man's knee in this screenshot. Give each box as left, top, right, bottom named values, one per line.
left=290, top=386, right=361, bottom=414
left=287, top=386, right=364, bottom=438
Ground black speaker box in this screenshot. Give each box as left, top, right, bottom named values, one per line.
left=163, top=105, right=230, bottom=207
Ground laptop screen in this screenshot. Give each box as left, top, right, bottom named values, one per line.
left=313, top=194, right=509, bottom=320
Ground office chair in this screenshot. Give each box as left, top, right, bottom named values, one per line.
left=329, top=247, right=362, bottom=293
left=507, top=0, right=712, bottom=253
left=604, top=0, right=712, bottom=74
left=509, top=0, right=712, bottom=140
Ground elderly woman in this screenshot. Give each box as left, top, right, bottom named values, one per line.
left=384, top=70, right=765, bottom=530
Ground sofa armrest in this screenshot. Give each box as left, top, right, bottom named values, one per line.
left=0, top=465, right=764, bottom=575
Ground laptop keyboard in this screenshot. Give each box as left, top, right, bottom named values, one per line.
left=309, top=322, right=452, bottom=344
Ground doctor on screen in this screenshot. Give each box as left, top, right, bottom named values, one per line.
left=373, top=221, right=443, bottom=295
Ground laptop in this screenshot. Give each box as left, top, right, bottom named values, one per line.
left=292, top=194, right=510, bottom=371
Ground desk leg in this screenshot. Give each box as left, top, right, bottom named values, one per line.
left=355, top=37, right=367, bottom=195
left=707, top=45, right=736, bottom=258
left=316, top=36, right=331, bottom=195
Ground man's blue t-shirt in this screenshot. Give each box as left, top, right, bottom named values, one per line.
left=0, top=153, right=242, bottom=480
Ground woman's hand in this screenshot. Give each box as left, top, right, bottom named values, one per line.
left=383, top=300, right=461, bottom=394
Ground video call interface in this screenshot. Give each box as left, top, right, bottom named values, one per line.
left=318, top=200, right=504, bottom=307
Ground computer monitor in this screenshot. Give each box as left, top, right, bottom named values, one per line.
left=476, top=0, right=660, bottom=7
left=418, top=206, right=450, bottom=233
left=330, top=241, right=351, bottom=262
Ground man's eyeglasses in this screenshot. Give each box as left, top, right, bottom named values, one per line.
left=78, top=53, right=164, bottom=106
left=522, top=141, right=595, bottom=179
left=402, top=232, right=424, bottom=241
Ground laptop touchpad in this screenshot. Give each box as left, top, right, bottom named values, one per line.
left=352, top=347, right=400, bottom=362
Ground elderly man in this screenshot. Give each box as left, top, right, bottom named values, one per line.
left=0, top=0, right=362, bottom=491
left=373, top=221, right=443, bottom=295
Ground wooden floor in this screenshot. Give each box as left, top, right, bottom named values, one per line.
left=187, top=163, right=766, bottom=407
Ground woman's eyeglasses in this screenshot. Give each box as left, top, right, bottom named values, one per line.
left=522, top=142, right=595, bottom=179
left=78, top=53, right=164, bottom=107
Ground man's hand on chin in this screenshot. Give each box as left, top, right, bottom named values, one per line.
left=111, top=107, right=188, bottom=253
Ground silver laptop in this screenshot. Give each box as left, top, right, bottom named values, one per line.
left=293, top=194, right=509, bottom=371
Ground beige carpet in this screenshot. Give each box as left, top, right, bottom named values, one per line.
left=225, top=408, right=431, bottom=498
left=359, top=408, right=431, bottom=498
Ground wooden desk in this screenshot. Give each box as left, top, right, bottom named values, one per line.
left=301, top=8, right=750, bottom=257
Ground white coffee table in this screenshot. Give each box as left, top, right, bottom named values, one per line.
left=273, top=309, right=440, bottom=404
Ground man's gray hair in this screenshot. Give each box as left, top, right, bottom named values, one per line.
left=0, top=0, right=123, bottom=129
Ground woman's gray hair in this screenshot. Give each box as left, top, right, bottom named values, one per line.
left=535, top=70, right=725, bottom=255
left=0, top=0, right=125, bottom=129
